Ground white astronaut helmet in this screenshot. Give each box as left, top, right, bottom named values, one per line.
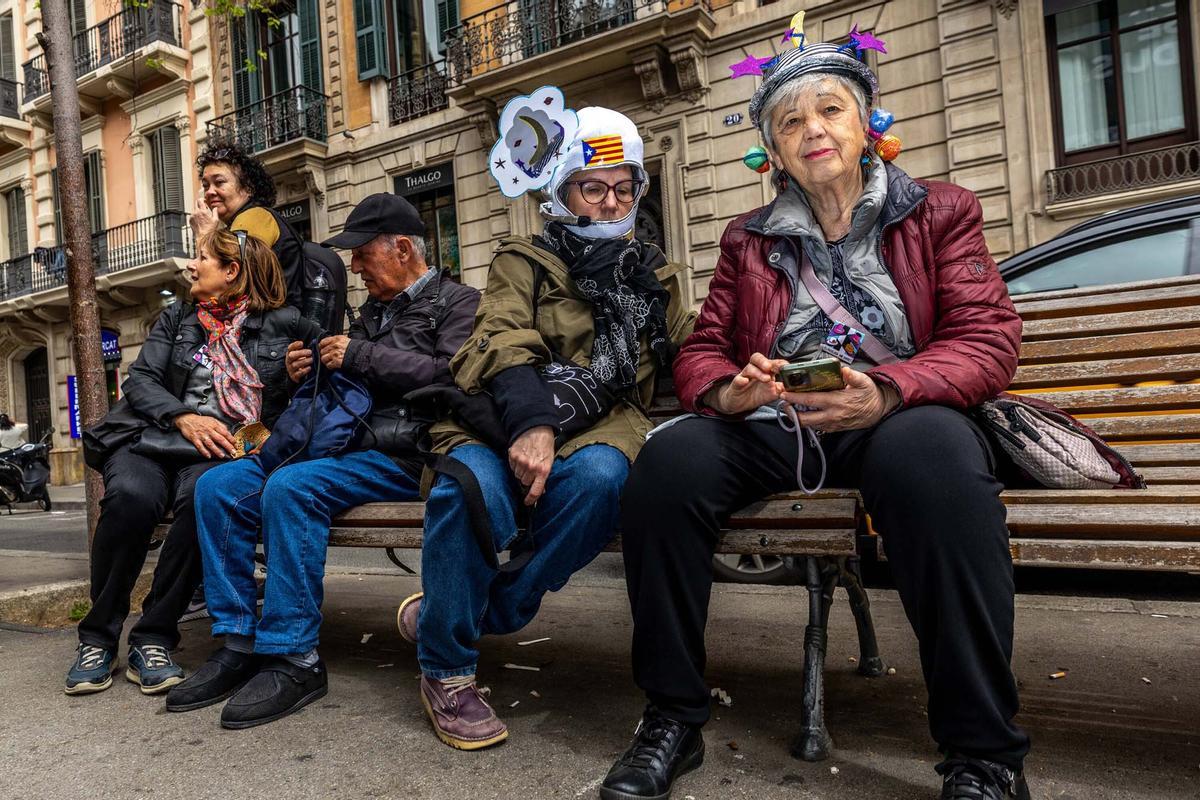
left=540, top=106, right=648, bottom=240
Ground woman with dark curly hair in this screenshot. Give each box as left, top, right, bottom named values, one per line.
left=194, top=139, right=305, bottom=309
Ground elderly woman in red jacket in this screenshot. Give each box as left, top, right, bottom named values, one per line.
left=600, top=42, right=1031, bottom=800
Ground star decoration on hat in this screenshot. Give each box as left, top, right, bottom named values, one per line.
left=849, top=24, right=887, bottom=54
left=494, top=158, right=507, bottom=169
left=729, top=54, right=775, bottom=79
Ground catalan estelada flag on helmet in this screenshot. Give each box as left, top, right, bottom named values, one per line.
left=581, top=135, right=625, bottom=167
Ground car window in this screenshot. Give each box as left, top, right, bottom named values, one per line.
left=1005, top=224, right=1191, bottom=295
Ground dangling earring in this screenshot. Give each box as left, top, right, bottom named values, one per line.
left=776, top=169, right=789, bottom=193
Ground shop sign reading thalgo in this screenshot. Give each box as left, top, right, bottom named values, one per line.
left=394, top=163, right=455, bottom=197
left=275, top=200, right=312, bottom=225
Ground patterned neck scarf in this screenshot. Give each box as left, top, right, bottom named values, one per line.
left=196, top=294, right=262, bottom=425
left=535, top=223, right=675, bottom=392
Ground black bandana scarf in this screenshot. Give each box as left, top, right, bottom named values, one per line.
left=535, top=223, right=676, bottom=393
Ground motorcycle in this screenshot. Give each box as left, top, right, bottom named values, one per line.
left=0, top=428, right=53, bottom=513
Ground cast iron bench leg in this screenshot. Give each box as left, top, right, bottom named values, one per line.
left=841, top=556, right=886, bottom=677
left=792, top=555, right=838, bottom=761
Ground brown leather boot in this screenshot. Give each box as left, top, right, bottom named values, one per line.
left=419, top=674, right=508, bottom=750
left=396, top=592, right=422, bottom=645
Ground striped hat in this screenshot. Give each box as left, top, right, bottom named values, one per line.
left=748, top=42, right=879, bottom=128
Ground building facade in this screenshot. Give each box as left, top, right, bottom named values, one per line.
left=2, top=0, right=1197, bottom=482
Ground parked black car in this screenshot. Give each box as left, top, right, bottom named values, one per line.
left=999, top=195, right=1200, bottom=295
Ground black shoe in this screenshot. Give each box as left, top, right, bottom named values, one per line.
left=938, top=754, right=1031, bottom=800
left=165, top=647, right=258, bottom=712
left=600, top=708, right=705, bottom=800
left=219, top=657, right=328, bottom=730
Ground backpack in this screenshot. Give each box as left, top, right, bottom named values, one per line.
left=299, top=240, right=349, bottom=335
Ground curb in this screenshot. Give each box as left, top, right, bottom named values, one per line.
left=10, top=501, right=86, bottom=511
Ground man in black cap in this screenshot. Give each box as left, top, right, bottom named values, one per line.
left=166, top=193, right=479, bottom=728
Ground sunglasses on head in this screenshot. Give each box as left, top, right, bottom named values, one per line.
left=232, top=229, right=248, bottom=267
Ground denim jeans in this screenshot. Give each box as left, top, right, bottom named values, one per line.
left=195, top=450, right=421, bottom=655
left=417, top=443, right=629, bottom=679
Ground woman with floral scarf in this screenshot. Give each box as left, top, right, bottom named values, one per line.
left=66, top=229, right=321, bottom=696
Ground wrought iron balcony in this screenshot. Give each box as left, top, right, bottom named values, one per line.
left=1046, top=141, right=1200, bottom=205
left=0, top=78, right=20, bottom=119
left=389, top=62, right=449, bottom=124
left=446, top=0, right=708, bottom=82
left=22, top=0, right=182, bottom=103
left=0, top=211, right=192, bottom=301
left=206, top=86, right=329, bottom=155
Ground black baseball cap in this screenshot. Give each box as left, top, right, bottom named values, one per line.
left=322, top=193, right=426, bottom=249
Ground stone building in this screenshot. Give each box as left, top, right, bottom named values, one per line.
left=2, top=0, right=1197, bottom=482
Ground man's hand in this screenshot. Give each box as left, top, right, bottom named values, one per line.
left=175, top=413, right=237, bottom=459
left=318, top=335, right=351, bottom=370
left=783, top=367, right=900, bottom=433
left=704, top=353, right=787, bottom=415
left=508, top=425, right=556, bottom=506
left=190, top=191, right=220, bottom=239
left=286, top=340, right=314, bottom=383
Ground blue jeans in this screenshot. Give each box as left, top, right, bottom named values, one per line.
left=417, top=443, right=629, bottom=679
left=195, top=450, right=421, bottom=655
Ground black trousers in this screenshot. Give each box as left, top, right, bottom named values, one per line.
left=621, top=406, right=1031, bottom=769
left=78, top=444, right=222, bottom=652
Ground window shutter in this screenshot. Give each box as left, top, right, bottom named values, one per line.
left=354, top=0, right=388, bottom=79
left=85, top=152, right=104, bottom=233
left=6, top=187, right=26, bottom=258
left=151, top=127, right=184, bottom=213
left=436, top=0, right=458, bottom=53
left=0, top=14, right=14, bottom=82
left=298, top=0, right=323, bottom=91
left=69, top=0, right=87, bottom=35
left=232, top=16, right=262, bottom=110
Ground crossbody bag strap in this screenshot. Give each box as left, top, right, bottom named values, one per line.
left=797, top=251, right=901, bottom=366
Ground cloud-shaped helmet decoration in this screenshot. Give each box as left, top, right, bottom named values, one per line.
left=490, top=86, right=579, bottom=199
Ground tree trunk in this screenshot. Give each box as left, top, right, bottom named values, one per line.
left=37, top=0, right=105, bottom=546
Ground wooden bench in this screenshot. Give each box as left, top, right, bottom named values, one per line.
left=163, top=274, right=1200, bottom=761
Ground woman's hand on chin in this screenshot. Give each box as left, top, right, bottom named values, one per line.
left=782, top=367, right=899, bottom=432
left=707, top=353, right=787, bottom=415
left=175, top=413, right=238, bottom=459
left=190, top=191, right=221, bottom=238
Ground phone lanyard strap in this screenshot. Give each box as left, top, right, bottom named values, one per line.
left=776, top=403, right=827, bottom=495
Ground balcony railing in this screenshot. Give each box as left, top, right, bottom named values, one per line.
left=446, top=0, right=705, bottom=82
left=0, top=78, right=19, bottom=119
left=206, top=86, right=328, bottom=155
left=22, top=0, right=182, bottom=103
left=0, top=211, right=192, bottom=301
left=1046, top=141, right=1200, bottom=205
left=388, top=62, right=449, bottom=124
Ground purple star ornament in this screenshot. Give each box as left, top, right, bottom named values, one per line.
left=729, top=54, right=775, bottom=79
left=849, top=24, right=887, bottom=54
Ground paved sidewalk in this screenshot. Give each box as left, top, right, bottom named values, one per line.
left=2, top=573, right=1198, bottom=799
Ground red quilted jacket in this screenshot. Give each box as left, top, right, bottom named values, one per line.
left=675, top=168, right=1022, bottom=414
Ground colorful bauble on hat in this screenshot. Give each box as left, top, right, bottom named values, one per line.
left=869, top=109, right=894, bottom=134
left=743, top=146, right=771, bottom=174
left=873, top=133, right=902, bottom=161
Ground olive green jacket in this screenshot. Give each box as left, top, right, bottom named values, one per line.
left=428, top=235, right=695, bottom=469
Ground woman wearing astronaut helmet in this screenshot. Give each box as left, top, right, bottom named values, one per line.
left=401, top=101, right=694, bottom=751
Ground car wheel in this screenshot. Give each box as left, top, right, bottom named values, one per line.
left=711, top=554, right=803, bottom=585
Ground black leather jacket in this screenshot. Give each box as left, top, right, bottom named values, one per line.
left=120, top=301, right=321, bottom=435
left=342, top=268, right=479, bottom=456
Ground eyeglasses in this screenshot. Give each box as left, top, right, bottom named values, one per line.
left=563, top=179, right=643, bottom=206
left=233, top=229, right=248, bottom=267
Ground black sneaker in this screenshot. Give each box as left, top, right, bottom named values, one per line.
left=600, top=708, right=705, bottom=800
left=178, top=585, right=209, bottom=623
left=165, top=647, right=258, bottom=712
left=938, top=754, right=1031, bottom=800
left=220, top=657, right=328, bottom=730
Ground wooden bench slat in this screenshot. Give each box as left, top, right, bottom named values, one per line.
left=999, top=487, right=1200, bottom=504
left=1021, top=305, right=1200, bottom=342
left=1012, top=384, right=1200, bottom=415
left=1011, top=354, right=1200, bottom=388
left=1007, top=539, right=1200, bottom=572
left=1004, top=503, right=1200, bottom=538
left=1083, top=413, right=1200, bottom=441
left=1013, top=283, right=1200, bottom=321
left=1136, top=467, right=1200, bottom=484
left=1019, top=329, right=1200, bottom=364
left=1011, top=274, right=1200, bottom=305
left=1114, top=443, right=1200, bottom=466
left=326, top=526, right=858, bottom=556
